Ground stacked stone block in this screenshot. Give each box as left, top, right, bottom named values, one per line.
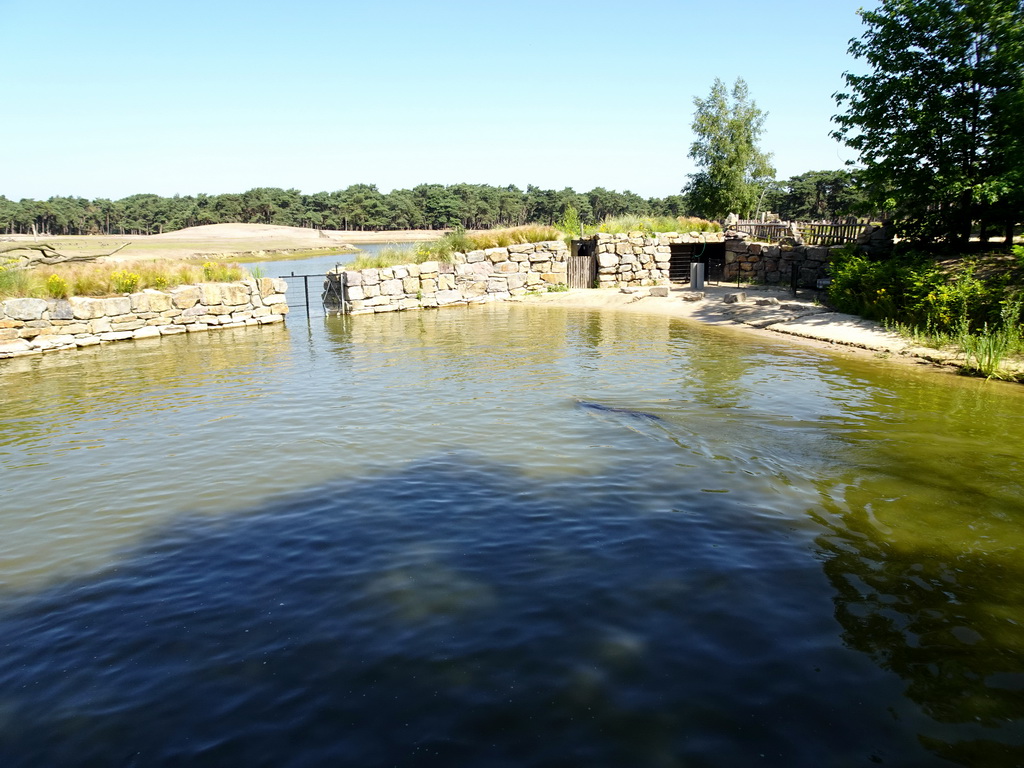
left=593, top=232, right=723, bottom=288
left=723, top=239, right=834, bottom=286
left=338, top=241, right=569, bottom=315
left=0, top=278, right=288, bottom=359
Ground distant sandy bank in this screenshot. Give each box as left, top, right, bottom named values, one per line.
left=2, top=223, right=438, bottom=262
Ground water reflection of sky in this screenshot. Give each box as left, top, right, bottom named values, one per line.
left=1, top=300, right=1023, bottom=766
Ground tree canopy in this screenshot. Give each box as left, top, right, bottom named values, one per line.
left=832, top=0, right=1024, bottom=244
left=765, top=170, right=871, bottom=221
left=0, top=183, right=668, bottom=237
left=684, top=77, right=775, bottom=220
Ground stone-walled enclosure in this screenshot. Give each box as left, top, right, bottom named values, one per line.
left=0, top=278, right=289, bottom=359
left=334, top=241, right=570, bottom=315
left=333, top=232, right=837, bottom=316
left=592, top=231, right=724, bottom=286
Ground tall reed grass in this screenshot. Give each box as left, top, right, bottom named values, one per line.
left=0, top=260, right=255, bottom=299
left=345, top=226, right=564, bottom=270
left=584, top=215, right=721, bottom=237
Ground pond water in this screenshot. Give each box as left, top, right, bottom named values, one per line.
left=1, top=297, right=1023, bottom=766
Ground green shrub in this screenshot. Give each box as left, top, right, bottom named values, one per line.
left=46, top=274, right=69, bottom=299
left=560, top=205, right=583, bottom=244
left=111, top=270, right=141, bottom=293
left=828, top=249, right=1007, bottom=334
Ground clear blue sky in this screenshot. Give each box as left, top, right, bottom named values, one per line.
left=2, top=0, right=877, bottom=201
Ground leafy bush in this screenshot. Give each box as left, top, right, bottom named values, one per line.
left=830, top=247, right=1023, bottom=378
left=828, top=249, right=1008, bottom=333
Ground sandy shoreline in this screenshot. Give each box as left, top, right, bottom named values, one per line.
left=5, top=224, right=1019, bottom=382
left=524, top=283, right=1023, bottom=382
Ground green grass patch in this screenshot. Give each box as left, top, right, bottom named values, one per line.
left=345, top=226, right=564, bottom=270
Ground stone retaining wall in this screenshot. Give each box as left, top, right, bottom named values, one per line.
left=0, top=278, right=289, bottom=359
left=335, top=241, right=569, bottom=315
left=724, top=240, right=835, bottom=286
left=331, top=234, right=837, bottom=317
left=593, top=231, right=724, bottom=287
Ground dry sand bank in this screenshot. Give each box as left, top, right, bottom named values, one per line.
left=1, top=223, right=436, bottom=262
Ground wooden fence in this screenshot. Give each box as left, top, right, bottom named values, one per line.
left=729, top=220, right=868, bottom=246
left=567, top=251, right=596, bottom=289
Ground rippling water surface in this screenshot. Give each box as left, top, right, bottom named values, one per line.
left=1, top=300, right=1023, bottom=766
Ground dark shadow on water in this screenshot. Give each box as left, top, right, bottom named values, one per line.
left=0, top=455, right=942, bottom=767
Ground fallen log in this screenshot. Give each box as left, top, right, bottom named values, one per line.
left=0, top=242, right=131, bottom=267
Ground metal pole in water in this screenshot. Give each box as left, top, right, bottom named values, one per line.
left=304, top=275, right=310, bottom=318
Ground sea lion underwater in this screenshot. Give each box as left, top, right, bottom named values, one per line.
left=574, top=400, right=663, bottom=422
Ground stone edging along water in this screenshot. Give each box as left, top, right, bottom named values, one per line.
left=331, top=235, right=837, bottom=315
left=0, top=278, right=289, bottom=359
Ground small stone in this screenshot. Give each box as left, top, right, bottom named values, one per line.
left=723, top=292, right=746, bottom=304
left=679, top=292, right=704, bottom=301
left=754, top=297, right=780, bottom=306
left=648, top=286, right=669, bottom=298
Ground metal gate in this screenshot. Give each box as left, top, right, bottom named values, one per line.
left=568, top=240, right=596, bottom=289
left=669, top=243, right=726, bottom=285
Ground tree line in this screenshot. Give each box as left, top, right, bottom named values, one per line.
left=1, top=175, right=871, bottom=239
left=0, top=184, right=677, bottom=237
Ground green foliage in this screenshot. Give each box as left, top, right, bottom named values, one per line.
left=202, top=261, right=243, bottom=282
left=586, top=215, right=720, bottom=237
left=830, top=247, right=1024, bottom=378
left=346, top=245, right=423, bottom=270
left=546, top=284, right=570, bottom=293
left=0, top=183, right=686, bottom=236
left=110, top=270, right=141, bottom=294
left=247, top=264, right=267, bottom=279
left=345, top=226, right=564, bottom=270
left=45, top=274, right=69, bottom=299
left=765, top=169, right=871, bottom=220
left=0, top=261, right=248, bottom=300
left=959, top=323, right=1020, bottom=379
left=828, top=249, right=1010, bottom=332
left=0, top=258, right=29, bottom=297
left=559, top=204, right=582, bottom=244
left=1013, top=245, right=1024, bottom=270
left=685, top=77, right=775, bottom=219
left=832, top=0, right=1024, bottom=244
